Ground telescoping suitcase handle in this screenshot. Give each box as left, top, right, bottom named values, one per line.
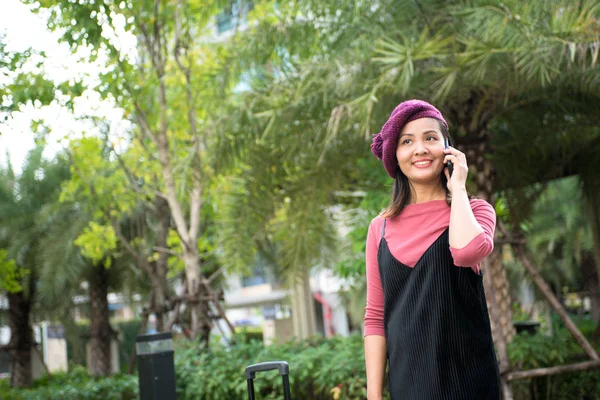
left=245, top=361, right=291, bottom=400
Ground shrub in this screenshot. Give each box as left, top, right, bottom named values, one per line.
left=1, top=366, right=138, bottom=400
left=175, top=334, right=373, bottom=400
left=508, top=316, right=600, bottom=400
left=4, top=316, right=599, bottom=400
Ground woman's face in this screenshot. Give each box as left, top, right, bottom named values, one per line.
left=396, top=117, right=446, bottom=184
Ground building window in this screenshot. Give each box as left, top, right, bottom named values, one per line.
left=242, top=265, right=268, bottom=287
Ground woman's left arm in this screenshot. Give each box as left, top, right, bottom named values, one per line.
left=448, top=188, right=484, bottom=248
left=444, top=146, right=484, bottom=248
left=444, top=147, right=496, bottom=267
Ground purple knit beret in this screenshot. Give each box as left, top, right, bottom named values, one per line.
left=371, top=99, right=448, bottom=178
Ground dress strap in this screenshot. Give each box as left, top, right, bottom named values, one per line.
left=381, top=218, right=387, bottom=238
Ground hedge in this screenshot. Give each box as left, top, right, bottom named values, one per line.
left=0, top=366, right=137, bottom=400
left=3, top=317, right=600, bottom=400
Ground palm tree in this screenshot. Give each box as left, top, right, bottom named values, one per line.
left=214, top=0, right=600, bottom=366
left=36, top=198, right=143, bottom=377
left=0, top=147, right=70, bottom=387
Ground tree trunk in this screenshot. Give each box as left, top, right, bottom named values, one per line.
left=182, top=249, right=212, bottom=343
left=149, top=273, right=167, bottom=332
left=481, top=250, right=513, bottom=368
left=88, top=266, right=113, bottom=376
left=464, top=140, right=515, bottom=368
left=8, top=291, right=33, bottom=388
left=291, top=268, right=317, bottom=339
left=462, top=134, right=515, bottom=400
left=152, top=196, right=170, bottom=332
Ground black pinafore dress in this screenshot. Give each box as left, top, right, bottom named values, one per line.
left=378, top=219, right=501, bottom=400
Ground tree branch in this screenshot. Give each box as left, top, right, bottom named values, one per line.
left=173, top=0, right=189, bottom=76
left=166, top=301, right=181, bottom=331
left=129, top=7, right=159, bottom=72
left=105, top=140, right=157, bottom=204
left=153, top=0, right=164, bottom=78
left=131, top=101, right=159, bottom=145
left=513, top=245, right=600, bottom=361
left=107, top=139, right=168, bottom=201
left=142, top=0, right=190, bottom=247
left=131, top=128, right=158, bottom=162
left=153, top=246, right=180, bottom=257
left=505, top=360, right=600, bottom=381
left=172, top=2, right=203, bottom=242
left=207, top=266, right=225, bottom=284
left=498, top=220, right=600, bottom=360
left=108, top=52, right=158, bottom=145
left=189, top=173, right=202, bottom=241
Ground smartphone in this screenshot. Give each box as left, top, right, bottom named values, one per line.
left=444, top=137, right=453, bottom=177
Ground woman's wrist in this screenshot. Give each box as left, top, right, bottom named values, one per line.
left=449, top=185, right=467, bottom=195
left=367, top=391, right=383, bottom=400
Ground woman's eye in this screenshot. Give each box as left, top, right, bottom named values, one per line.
left=426, top=136, right=437, bottom=141
left=402, top=139, right=411, bottom=145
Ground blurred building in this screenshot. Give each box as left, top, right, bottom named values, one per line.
left=218, top=264, right=356, bottom=345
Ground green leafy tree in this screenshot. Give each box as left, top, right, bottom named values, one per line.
left=214, top=0, right=600, bottom=369
left=35, top=190, right=144, bottom=377
left=25, top=0, right=239, bottom=341
left=0, top=249, right=26, bottom=293
left=0, top=35, right=57, bottom=123
left=59, top=135, right=173, bottom=333
left=493, top=105, right=600, bottom=327
left=520, top=177, right=598, bottom=320
left=0, top=147, right=70, bottom=387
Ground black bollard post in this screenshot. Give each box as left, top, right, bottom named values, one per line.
left=136, top=332, right=177, bottom=400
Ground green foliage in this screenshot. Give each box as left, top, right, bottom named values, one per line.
left=508, top=330, right=579, bottom=370
left=0, top=37, right=53, bottom=116
left=4, top=327, right=600, bottom=400
left=27, top=0, right=240, bottom=317
left=211, top=0, right=600, bottom=296
left=521, top=176, right=593, bottom=292
left=74, top=222, right=118, bottom=267
left=508, top=315, right=600, bottom=400
left=0, top=32, right=83, bottom=119
left=174, top=327, right=600, bottom=400
left=60, top=137, right=136, bottom=216
left=0, top=249, right=27, bottom=292
left=175, top=334, right=372, bottom=400
left=0, top=366, right=138, bottom=400
left=0, top=146, right=71, bottom=299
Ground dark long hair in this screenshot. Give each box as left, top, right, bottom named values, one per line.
left=381, top=121, right=453, bottom=219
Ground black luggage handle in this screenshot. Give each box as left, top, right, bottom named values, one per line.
left=245, top=361, right=291, bottom=400
left=245, top=361, right=289, bottom=379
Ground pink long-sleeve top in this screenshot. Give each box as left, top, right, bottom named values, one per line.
left=363, top=198, right=496, bottom=337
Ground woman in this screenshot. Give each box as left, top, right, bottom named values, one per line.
left=364, top=99, right=501, bottom=400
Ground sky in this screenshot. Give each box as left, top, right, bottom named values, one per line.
left=0, top=0, right=131, bottom=173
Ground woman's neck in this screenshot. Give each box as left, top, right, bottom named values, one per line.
left=409, top=182, right=446, bottom=204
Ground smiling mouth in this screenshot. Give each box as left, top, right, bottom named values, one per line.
left=413, top=160, right=433, bottom=167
